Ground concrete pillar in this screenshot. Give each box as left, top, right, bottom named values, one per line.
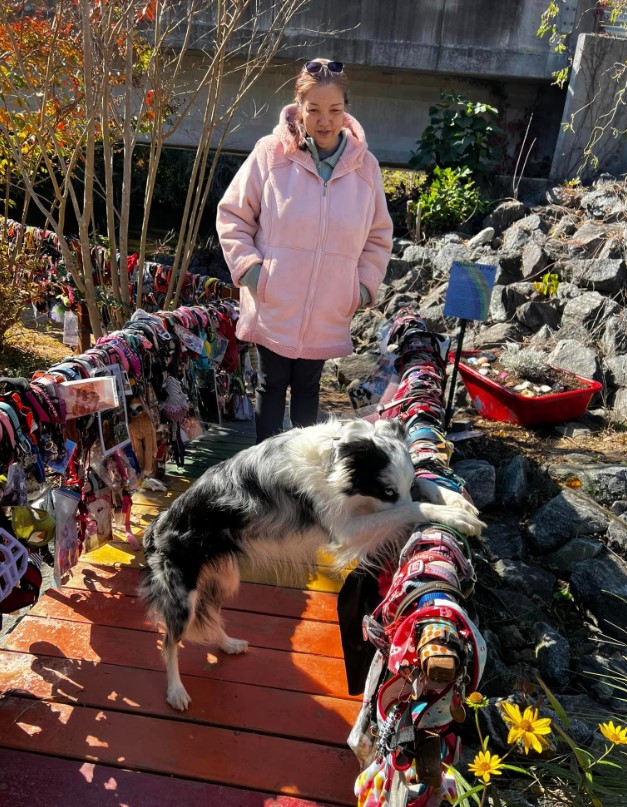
left=551, top=33, right=627, bottom=181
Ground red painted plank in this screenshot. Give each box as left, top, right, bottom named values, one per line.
left=0, top=748, right=336, bottom=807
left=0, top=696, right=357, bottom=805
left=4, top=617, right=357, bottom=700
left=0, top=650, right=358, bottom=746
left=30, top=589, right=343, bottom=657
left=67, top=563, right=340, bottom=623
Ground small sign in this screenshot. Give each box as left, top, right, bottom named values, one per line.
left=443, top=261, right=497, bottom=322
left=63, top=310, right=79, bottom=347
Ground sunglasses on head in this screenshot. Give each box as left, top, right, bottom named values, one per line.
left=304, top=60, right=344, bottom=75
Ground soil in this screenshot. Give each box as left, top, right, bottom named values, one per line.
left=464, top=353, right=588, bottom=396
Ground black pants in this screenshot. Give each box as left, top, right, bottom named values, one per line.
left=255, top=345, right=325, bottom=443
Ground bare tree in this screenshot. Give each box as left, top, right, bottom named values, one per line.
left=0, top=0, right=310, bottom=336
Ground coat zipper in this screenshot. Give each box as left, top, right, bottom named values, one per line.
left=296, top=177, right=329, bottom=351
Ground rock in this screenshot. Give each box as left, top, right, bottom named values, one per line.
left=528, top=324, right=556, bottom=346
left=567, top=258, right=626, bottom=295
left=562, top=465, right=627, bottom=507
left=571, top=220, right=609, bottom=254
left=612, top=388, right=627, bottom=422
left=494, top=559, right=556, bottom=600
left=546, top=537, right=603, bottom=573
left=554, top=422, right=592, bottom=439
left=483, top=200, right=526, bottom=235
left=547, top=339, right=601, bottom=382
left=516, top=213, right=547, bottom=234
left=601, top=316, right=627, bottom=358
left=467, top=227, right=495, bottom=248
left=521, top=241, right=548, bottom=279
left=472, top=322, right=525, bottom=350
left=502, top=225, right=532, bottom=252
left=577, top=653, right=627, bottom=707
left=527, top=490, right=609, bottom=553
left=488, top=285, right=527, bottom=323
left=383, top=292, right=418, bottom=317
left=606, top=355, right=627, bottom=388
left=580, top=188, right=626, bottom=220
left=552, top=214, right=579, bottom=237
left=516, top=301, right=561, bottom=331
left=451, top=459, right=496, bottom=510
left=418, top=305, right=449, bottom=332
left=478, top=522, right=524, bottom=561
left=432, top=244, right=471, bottom=277
left=562, top=291, right=620, bottom=330
left=547, top=186, right=582, bottom=208
left=493, top=251, right=522, bottom=285
left=598, top=236, right=624, bottom=259
left=497, top=624, right=527, bottom=650
left=606, top=514, right=627, bottom=554
left=534, top=623, right=571, bottom=686
left=571, top=556, right=627, bottom=639
left=401, top=244, right=434, bottom=265
left=384, top=258, right=412, bottom=283
left=393, top=237, right=414, bottom=255
left=336, top=352, right=379, bottom=386
left=497, top=455, right=529, bottom=510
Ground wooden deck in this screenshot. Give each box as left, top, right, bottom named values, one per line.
left=0, top=424, right=359, bottom=806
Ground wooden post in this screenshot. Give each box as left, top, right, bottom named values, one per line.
left=77, top=302, right=91, bottom=352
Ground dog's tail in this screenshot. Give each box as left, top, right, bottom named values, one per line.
left=139, top=517, right=190, bottom=639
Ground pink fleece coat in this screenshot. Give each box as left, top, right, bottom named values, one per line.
left=216, top=104, right=393, bottom=360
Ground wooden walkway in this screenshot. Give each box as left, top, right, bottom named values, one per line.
left=0, top=424, right=359, bottom=807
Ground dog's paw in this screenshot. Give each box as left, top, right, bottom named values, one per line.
left=414, top=478, right=479, bottom=515
left=219, top=636, right=249, bottom=655
left=167, top=684, right=191, bottom=711
left=418, top=503, right=485, bottom=537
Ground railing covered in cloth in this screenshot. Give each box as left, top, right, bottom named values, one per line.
left=0, top=298, right=252, bottom=616
left=345, top=310, right=486, bottom=807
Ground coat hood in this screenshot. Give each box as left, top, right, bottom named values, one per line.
left=272, top=103, right=368, bottom=168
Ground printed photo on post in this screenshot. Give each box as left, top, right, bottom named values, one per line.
left=99, top=364, right=131, bottom=457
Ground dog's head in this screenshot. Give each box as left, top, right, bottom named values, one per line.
left=330, top=418, right=414, bottom=508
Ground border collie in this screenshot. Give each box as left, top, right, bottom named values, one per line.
left=141, top=418, right=483, bottom=710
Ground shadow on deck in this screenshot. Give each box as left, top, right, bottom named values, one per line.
left=0, top=422, right=358, bottom=807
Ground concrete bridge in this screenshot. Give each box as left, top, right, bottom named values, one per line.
left=166, top=0, right=622, bottom=180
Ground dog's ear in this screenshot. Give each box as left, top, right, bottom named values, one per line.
left=374, top=418, right=405, bottom=441
left=334, top=419, right=374, bottom=444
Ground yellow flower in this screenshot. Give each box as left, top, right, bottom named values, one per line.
left=468, top=749, right=504, bottom=784
left=599, top=721, right=627, bottom=746
left=465, top=691, right=489, bottom=709
left=500, top=701, right=552, bottom=755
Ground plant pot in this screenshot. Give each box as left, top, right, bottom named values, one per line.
left=450, top=351, right=603, bottom=426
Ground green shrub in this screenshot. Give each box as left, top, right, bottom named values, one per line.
left=409, top=92, right=502, bottom=177
left=411, top=165, right=487, bottom=236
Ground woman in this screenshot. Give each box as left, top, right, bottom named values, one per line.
left=217, top=58, right=393, bottom=442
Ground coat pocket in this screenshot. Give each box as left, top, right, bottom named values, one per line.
left=257, top=253, right=271, bottom=303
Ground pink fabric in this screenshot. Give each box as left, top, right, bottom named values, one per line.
left=216, top=104, right=393, bottom=360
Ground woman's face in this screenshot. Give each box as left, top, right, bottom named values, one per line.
left=300, top=83, right=345, bottom=151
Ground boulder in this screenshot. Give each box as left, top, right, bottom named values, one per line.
left=521, top=241, right=548, bottom=279
left=571, top=556, right=627, bottom=639
left=451, top=459, right=496, bottom=510
left=489, top=285, right=527, bottom=323
left=527, top=490, right=609, bottom=553
left=493, top=251, right=523, bottom=285
left=478, top=522, right=524, bottom=561
left=546, top=537, right=603, bottom=573
left=547, top=339, right=601, bottom=382
left=606, top=355, right=627, bottom=388
left=580, top=188, right=626, bottom=219
left=562, top=291, right=620, bottom=330
left=534, top=622, right=571, bottom=686
left=516, top=301, right=561, bottom=331
left=483, top=200, right=526, bottom=235
left=601, top=316, right=627, bottom=358
left=566, top=258, right=626, bottom=295
left=497, top=455, right=529, bottom=510
left=494, top=559, right=556, bottom=600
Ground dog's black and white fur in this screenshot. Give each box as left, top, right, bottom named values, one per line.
left=141, top=418, right=483, bottom=711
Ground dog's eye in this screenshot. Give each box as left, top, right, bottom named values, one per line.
left=384, top=488, right=396, bottom=499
